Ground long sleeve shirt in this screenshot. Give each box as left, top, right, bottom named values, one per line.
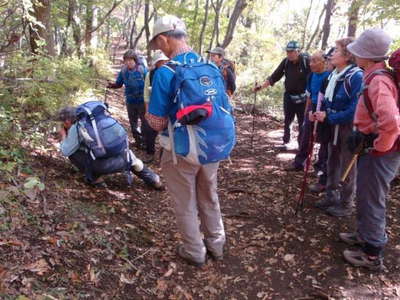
left=354, top=62, right=400, bottom=152
left=322, top=66, right=363, bottom=125
left=268, top=55, right=310, bottom=95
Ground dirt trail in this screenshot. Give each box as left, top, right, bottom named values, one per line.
left=1, top=45, right=400, bottom=299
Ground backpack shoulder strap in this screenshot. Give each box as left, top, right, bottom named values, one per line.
left=162, top=61, right=179, bottom=73
left=363, top=69, right=396, bottom=122
left=301, top=53, right=309, bottom=73
left=343, top=66, right=362, bottom=98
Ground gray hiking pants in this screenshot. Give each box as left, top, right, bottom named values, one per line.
left=356, top=151, right=400, bottom=256
left=161, top=150, right=225, bottom=262
left=325, top=123, right=356, bottom=206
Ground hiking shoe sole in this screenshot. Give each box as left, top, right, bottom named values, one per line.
left=176, top=245, right=205, bottom=267
left=343, top=249, right=384, bottom=271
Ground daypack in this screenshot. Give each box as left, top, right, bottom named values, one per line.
left=221, top=58, right=236, bottom=80
left=284, top=53, right=310, bottom=74
left=163, top=55, right=236, bottom=165
left=341, top=65, right=363, bottom=98
left=76, top=101, right=129, bottom=159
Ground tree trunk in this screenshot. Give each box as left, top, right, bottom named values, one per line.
left=320, top=0, right=335, bottom=50
left=209, top=0, right=224, bottom=50
left=68, top=0, right=83, bottom=57
left=302, top=0, right=314, bottom=48
left=347, top=0, right=362, bottom=37
left=221, top=0, right=248, bottom=49
left=305, top=4, right=326, bottom=51
left=28, top=0, right=55, bottom=56
left=198, top=0, right=210, bottom=54
left=84, top=0, right=94, bottom=50
left=144, top=0, right=151, bottom=59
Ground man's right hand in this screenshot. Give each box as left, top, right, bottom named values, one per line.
left=106, top=80, right=116, bottom=88
left=253, top=80, right=270, bottom=92
left=346, top=130, right=366, bottom=154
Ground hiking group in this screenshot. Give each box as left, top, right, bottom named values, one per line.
left=57, top=15, right=400, bottom=272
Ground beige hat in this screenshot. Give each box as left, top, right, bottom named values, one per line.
left=149, top=15, right=186, bottom=50
left=152, top=51, right=169, bottom=65
left=347, top=28, right=392, bottom=61
left=206, top=47, right=225, bottom=57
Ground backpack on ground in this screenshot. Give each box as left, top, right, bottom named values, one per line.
left=163, top=55, right=236, bottom=165
left=76, top=101, right=132, bottom=183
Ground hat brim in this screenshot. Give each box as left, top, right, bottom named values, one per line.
left=149, top=35, right=159, bottom=50
left=347, top=41, right=388, bottom=60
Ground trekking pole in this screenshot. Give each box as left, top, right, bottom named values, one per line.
left=295, top=97, right=321, bottom=215
left=340, top=153, right=358, bottom=185
left=250, top=81, right=257, bottom=151
left=104, top=87, right=109, bottom=106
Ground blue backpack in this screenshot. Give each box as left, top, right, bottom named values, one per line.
left=165, top=56, right=236, bottom=165
left=76, top=101, right=129, bottom=159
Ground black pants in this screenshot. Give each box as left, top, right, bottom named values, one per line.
left=294, top=105, right=328, bottom=185
left=283, top=93, right=306, bottom=145
left=69, top=150, right=158, bottom=186
left=126, top=102, right=157, bottom=154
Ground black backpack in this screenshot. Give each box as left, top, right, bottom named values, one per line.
left=284, top=53, right=310, bottom=74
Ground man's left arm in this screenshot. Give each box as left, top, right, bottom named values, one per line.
left=60, top=123, right=80, bottom=157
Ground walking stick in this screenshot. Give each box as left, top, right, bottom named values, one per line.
left=250, top=81, right=258, bottom=151
left=340, top=153, right=358, bottom=185
left=104, top=87, right=109, bottom=106
left=295, top=96, right=322, bottom=214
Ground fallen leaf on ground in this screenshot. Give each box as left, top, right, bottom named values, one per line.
left=25, top=259, right=50, bottom=275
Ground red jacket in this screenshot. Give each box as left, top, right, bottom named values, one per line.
left=354, top=62, right=400, bottom=152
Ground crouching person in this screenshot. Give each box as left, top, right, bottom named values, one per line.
left=340, top=29, right=400, bottom=270
left=57, top=106, right=162, bottom=190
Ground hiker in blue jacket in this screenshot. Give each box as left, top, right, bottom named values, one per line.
left=145, top=15, right=230, bottom=267
left=311, top=38, right=363, bottom=217
left=57, top=106, right=162, bottom=190
left=108, top=50, right=153, bottom=158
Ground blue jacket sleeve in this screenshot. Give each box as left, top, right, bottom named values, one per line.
left=115, top=71, right=124, bottom=87
left=148, top=67, right=175, bottom=118
left=328, top=71, right=363, bottom=125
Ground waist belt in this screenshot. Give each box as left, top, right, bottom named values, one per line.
left=288, top=93, right=307, bottom=100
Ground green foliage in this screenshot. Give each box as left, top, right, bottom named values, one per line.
left=0, top=50, right=112, bottom=178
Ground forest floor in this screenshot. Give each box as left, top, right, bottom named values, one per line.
left=1, top=87, right=400, bottom=299
left=2, top=43, right=400, bottom=299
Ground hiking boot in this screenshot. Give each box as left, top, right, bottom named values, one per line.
left=152, top=178, right=163, bottom=190
left=308, top=183, right=325, bottom=193
left=339, top=232, right=365, bottom=246
left=325, top=204, right=354, bottom=217
left=176, top=245, right=205, bottom=267
left=208, top=251, right=223, bottom=261
left=284, top=165, right=303, bottom=172
left=314, top=197, right=336, bottom=209
left=343, top=249, right=384, bottom=271
left=142, top=153, right=155, bottom=164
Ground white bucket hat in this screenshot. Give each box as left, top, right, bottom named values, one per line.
left=149, top=15, right=186, bottom=50
left=152, top=51, right=169, bottom=65
left=347, top=28, right=392, bottom=61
